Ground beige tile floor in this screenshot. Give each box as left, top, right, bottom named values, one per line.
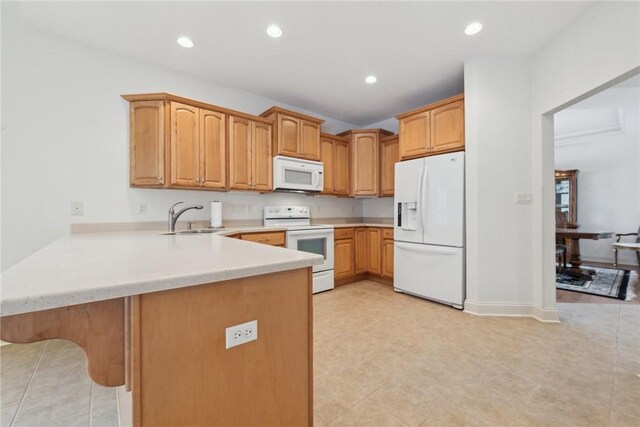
left=1, top=280, right=639, bottom=427
left=1, top=339, right=119, bottom=427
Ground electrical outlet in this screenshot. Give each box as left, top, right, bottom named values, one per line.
left=71, top=202, right=84, bottom=216
left=515, top=192, right=532, bottom=205
left=137, top=203, right=147, bottom=215
left=225, top=320, right=258, bottom=349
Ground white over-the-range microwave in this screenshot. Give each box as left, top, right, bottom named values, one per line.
left=273, top=156, right=324, bottom=193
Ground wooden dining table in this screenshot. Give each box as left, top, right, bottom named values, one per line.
left=556, top=228, right=614, bottom=277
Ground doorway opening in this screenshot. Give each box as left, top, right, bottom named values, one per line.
left=552, top=73, right=640, bottom=304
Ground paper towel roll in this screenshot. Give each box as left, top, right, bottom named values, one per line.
left=210, top=201, right=222, bottom=228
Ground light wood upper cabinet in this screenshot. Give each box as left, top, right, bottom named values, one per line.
left=278, top=115, right=300, bottom=157
left=124, top=93, right=271, bottom=192
left=431, top=100, right=464, bottom=153
left=396, top=94, right=464, bottom=160
left=252, top=121, right=273, bottom=191
left=353, top=133, right=378, bottom=195
left=170, top=102, right=200, bottom=187
left=260, top=107, right=324, bottom=161
left=300, top=120, right=321, bottom=160
left=399, top=112, right=430, bottom=160
left=339, top=129, right=393, bottom=197
left=229, top=116, right=273, bottom=191
left=320, top=133, right=351, bottom=196
left=380, top=135, right=399, bottom=197
left=129, top=100, right=165, bottom=186
left=200, top=109, right=226, bottom=189
left=367, top=228, right=382, bottom=275
left=355, top=228, right=367, bottom=275
left=320, top=137, right=335, bottom=194
left=228, top=116, right=252, bottom=190
left=334, top=140, right=350, bottom=196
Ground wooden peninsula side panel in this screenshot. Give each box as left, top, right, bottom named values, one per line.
left=130, top=268, right=313, bottom=427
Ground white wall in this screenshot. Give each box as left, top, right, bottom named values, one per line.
left=463, top=1, right=639, bottom=319
left=0, top=8, right=362, bottom=269
left=554, top=87, right=640, bottom=265
left=464, top=56, right=534, bottom=309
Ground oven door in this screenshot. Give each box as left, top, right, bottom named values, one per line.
left=286, top=229, right=334, bottom=272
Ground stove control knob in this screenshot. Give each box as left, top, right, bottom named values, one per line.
left=275, top=208, right=280, bottom=213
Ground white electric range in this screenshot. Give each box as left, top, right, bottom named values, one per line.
left=263, top=206, right=334, bottom=293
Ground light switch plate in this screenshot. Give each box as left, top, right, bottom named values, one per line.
left=515, top=192, right=532, bottom=204
left=225, top=320, right=258, bottom=349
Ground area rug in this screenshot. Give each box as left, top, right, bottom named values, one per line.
left=556, top=266, right=636, bottom=300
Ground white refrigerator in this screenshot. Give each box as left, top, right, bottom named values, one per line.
left=393, top=152, right=465, bottom=309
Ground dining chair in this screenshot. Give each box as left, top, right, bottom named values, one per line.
left=613, top=225, right=640, bottom=266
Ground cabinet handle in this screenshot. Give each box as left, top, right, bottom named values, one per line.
left=158, top=176, right=163, bottom=180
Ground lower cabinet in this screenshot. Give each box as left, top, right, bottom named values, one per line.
left=355, top=228, right=367, bottom=275
left=240, top=231, right=285, bottom=247
left=366, top=228, right=381, bottom=275
left=335, top=233, right=355, bottom=279
left=382, top=232, right=394, bottom=278
left=334, top=227, right=393, bottom=284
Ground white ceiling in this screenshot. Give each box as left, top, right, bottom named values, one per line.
left=15, top=1, right=594, bottom=126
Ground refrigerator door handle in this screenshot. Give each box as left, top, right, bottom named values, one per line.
left=419, top=166, right=428, bottom=232
left=417, top=164, right=426, bottom=231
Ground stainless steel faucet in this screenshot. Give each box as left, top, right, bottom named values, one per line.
left=168, top=202, right=204, bottom=232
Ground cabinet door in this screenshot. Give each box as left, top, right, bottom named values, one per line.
left=431, top=101, right=464, bottom=154
left=399, top=111, right=430, bottom=160
left=252, top=121, right=272, bottom=191
left=130, top=101, right=165, bottom=186
left=278, top=115, right=300, bottom=158
left=334, top=238, right=355, bottom=280
left=354, top=228, right=367, bottom=275
left=200, top=109, right=226, bottom=189
left=300, top=120, right=320, bottom=161
left=382, top=238, right=394, bottom=279
left=228, top=116, right=252, bottom=190
left=380, top=136, right=399, bottom=196
left=367, top=228, right=381, bottom=275
left=352, top=132, right=378, bottom=196
left=334, top=141, right=350, bottom=196
left=320, top=137, right=335, bottom=194
left=170, top=102, right=200, bottom=187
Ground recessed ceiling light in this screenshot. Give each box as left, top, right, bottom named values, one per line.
left=177, top=36, right=194, bottom=48
left=365, top=75, right=377, bottom=84
left=464, top=22, right=483, bottom=36
left=266, top=25, right=283, bottom=38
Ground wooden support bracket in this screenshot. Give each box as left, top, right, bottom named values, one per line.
left=0, top=298, right=125, bottom=387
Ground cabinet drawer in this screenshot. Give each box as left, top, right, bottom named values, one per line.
left=240, top=231, right=285, bottom=246
left=334, top=228, right=355, bottom=240
left=382, top=229, right=394, bottom=239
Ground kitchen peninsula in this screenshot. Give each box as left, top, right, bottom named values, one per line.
left=0, top=231, right=322, bottom=427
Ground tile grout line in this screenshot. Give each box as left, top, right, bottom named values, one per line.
left=10, top=341, right=49, bottom=427
left=88, top=382, right=94, bottom=427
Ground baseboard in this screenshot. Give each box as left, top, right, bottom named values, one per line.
left=464, top=300, right=560, bottom=323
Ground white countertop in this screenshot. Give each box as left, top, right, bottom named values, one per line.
left=1, top=230, right=323, bottom=316
left=331, top=223, right=393, bottom=228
